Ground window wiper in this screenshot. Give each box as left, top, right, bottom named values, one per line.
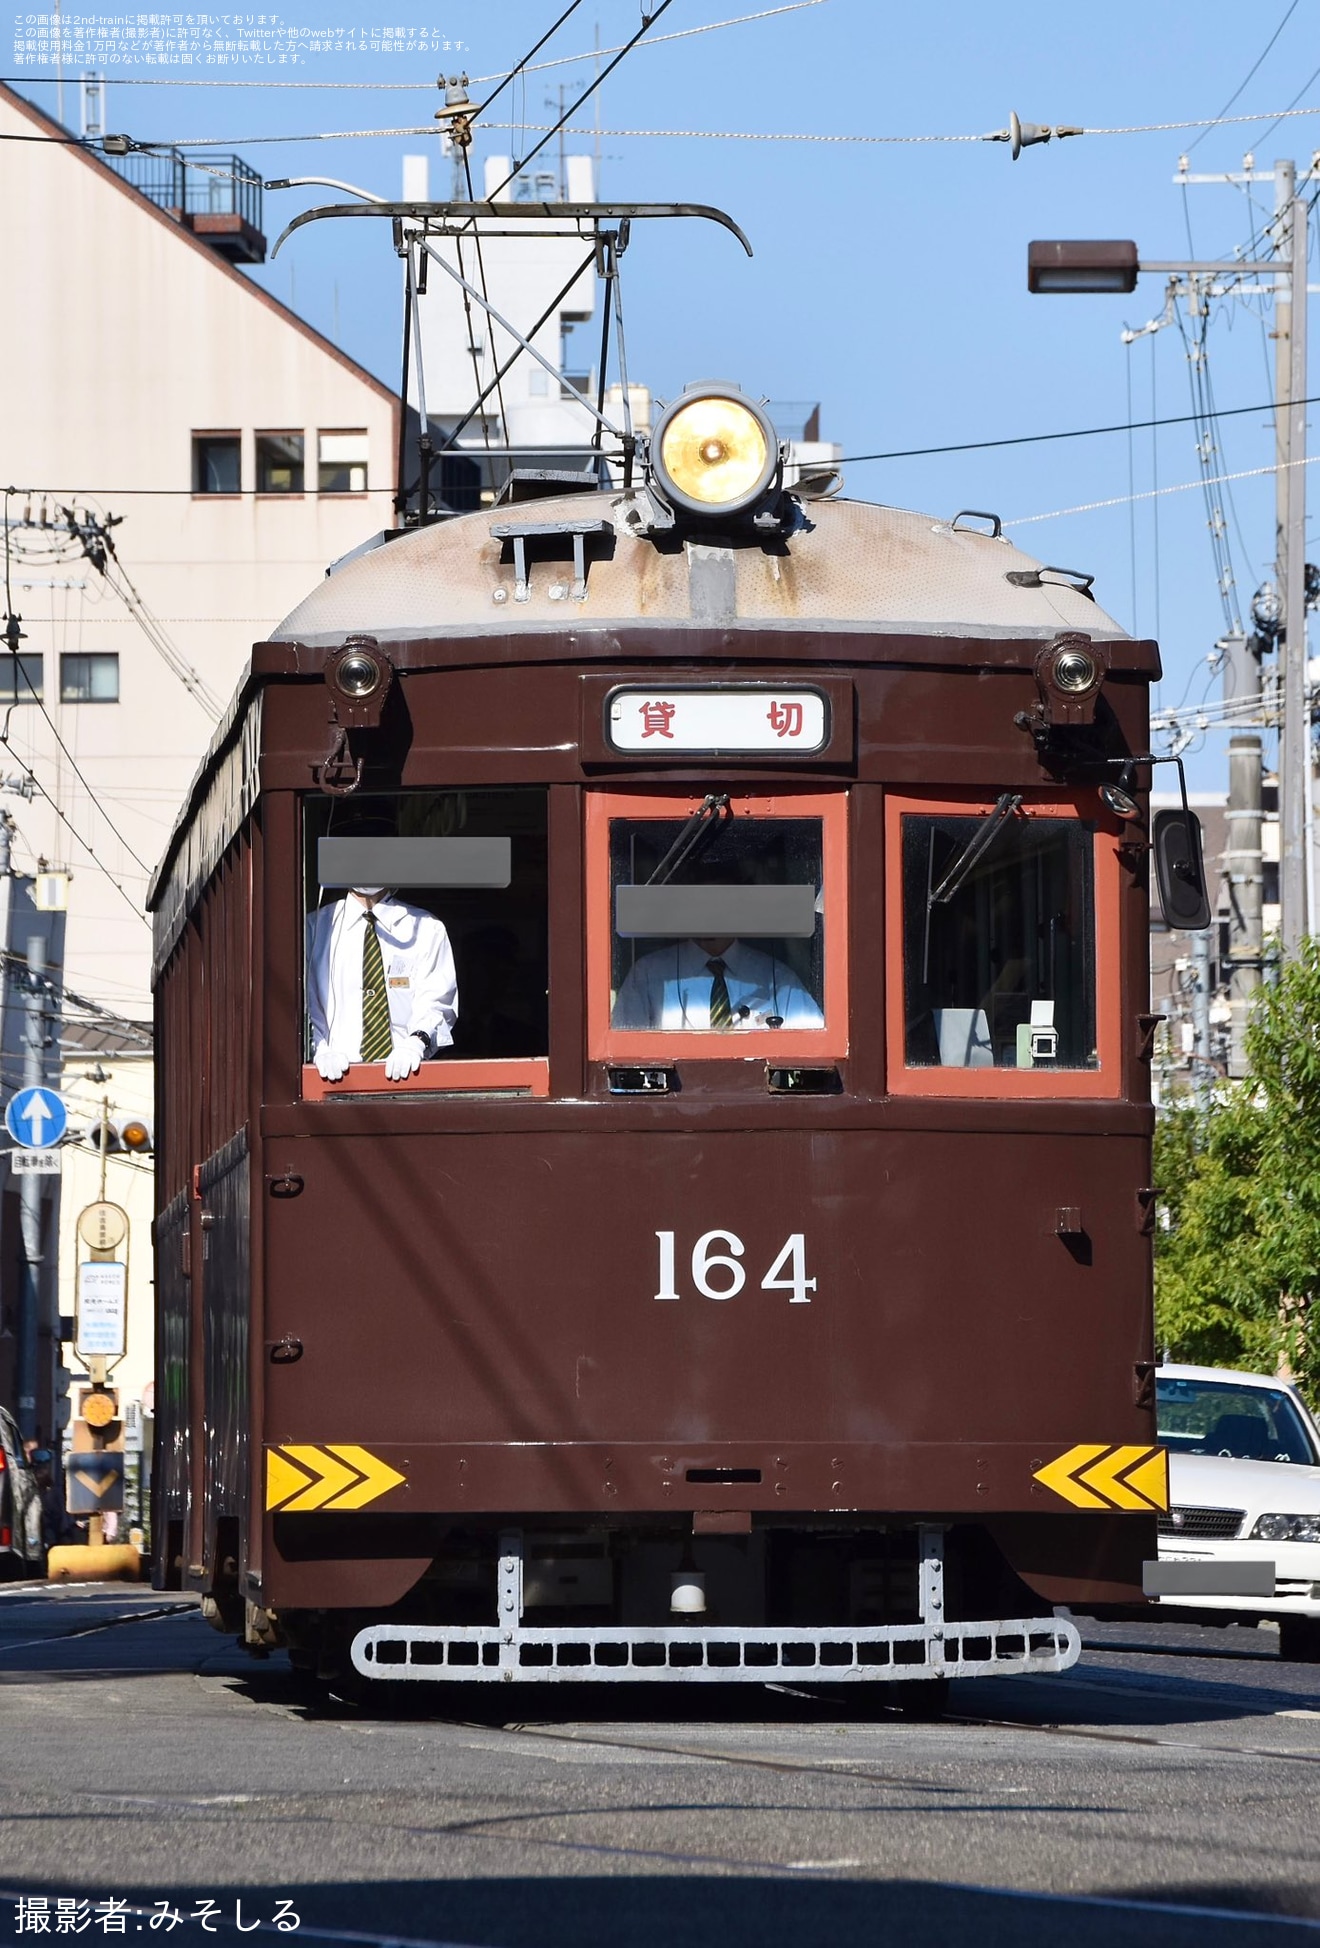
left=928, top=792, right=1023, bottom=908
left=646, top=793, right=732, bottom=885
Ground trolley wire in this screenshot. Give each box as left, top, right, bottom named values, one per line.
left=485, top=0, right=677, bottom=202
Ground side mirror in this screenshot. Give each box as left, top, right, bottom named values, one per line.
left=1153, top=809, right=1212, bottom=931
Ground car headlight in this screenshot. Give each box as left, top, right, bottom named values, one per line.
left=649, top=384, right=780, bottom=518
left=1251, top=1513, right=1320, bottom=1543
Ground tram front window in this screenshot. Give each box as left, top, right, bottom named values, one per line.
left=608, top=811, right=826, bottom=1035
left=902, top=810, right=1097, bottom=1070
left=302, top=789, right=548, bottom=1076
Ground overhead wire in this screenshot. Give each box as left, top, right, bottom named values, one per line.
left=485, top=0, right=678, bottom=201
left=1009, top=449, right=1320, bottom=527
left=2, top=496, right=155, bottom=888
left=0, top=738, right=151, bottom=926
left=1185, top=1, right=1300, bottom=156
left=1251, top=57, right=1320, bottom=148
left=6, top=103, right=1320, bottom=153
left=4, top=391, right=1317, bottom=501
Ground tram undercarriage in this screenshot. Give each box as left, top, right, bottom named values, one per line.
left=233, top=1519, right=1088, bottom=1689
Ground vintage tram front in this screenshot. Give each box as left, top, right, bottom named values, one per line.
left=150, top=386, right=1167, bottom=1692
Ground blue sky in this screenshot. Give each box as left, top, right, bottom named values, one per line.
left=13, top=0, right=1320, bottom=785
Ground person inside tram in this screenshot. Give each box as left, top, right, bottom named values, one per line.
left=306, top=813, right=459, bottom=1082
left=611, top=859, right=824, bottom=1033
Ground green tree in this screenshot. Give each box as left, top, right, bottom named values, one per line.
left=1154, top=936, right=1320, bottom=1408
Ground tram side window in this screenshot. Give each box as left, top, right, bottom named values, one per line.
left=609, top=813, right=826, bottom=1035
left=902, top=813, right=1097, bottom=1070
left=302, top=790, right=548, bottom=1068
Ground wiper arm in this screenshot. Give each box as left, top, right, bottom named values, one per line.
left=929, top=793, right=1023, bottom=907
left=646, top=794, right=732, bottom=885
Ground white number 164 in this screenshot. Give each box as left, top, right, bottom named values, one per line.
left=654, top=1230, right=817, bottom=1305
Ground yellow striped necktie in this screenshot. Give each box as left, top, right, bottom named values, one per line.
left=707, top=958, right=733, bottom=1030
left=361, top=915, right=393, bottom=1061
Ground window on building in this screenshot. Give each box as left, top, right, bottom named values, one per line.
left=60, top=653, right=119, bottom=703
left=192, top=434, right=240, bottom=495
left=317, top=431, right=368, bottom=494
left=0, top=654, right=43, bottom=703
left=256, top=433, right=304, bottom=494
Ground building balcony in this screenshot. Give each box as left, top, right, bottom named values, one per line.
left=103, top=148, right=266, bottom=264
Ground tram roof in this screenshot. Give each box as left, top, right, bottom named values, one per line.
left=271, top=489, right=1132, bottom=650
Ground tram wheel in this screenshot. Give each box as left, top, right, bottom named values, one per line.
left=1278, top=1618, right=1320, bottom=1663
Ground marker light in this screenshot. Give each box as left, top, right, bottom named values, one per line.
left=650, top=384, right=779, bottom=517
left=333, top=649, right=385, bottom=699
left=1052, top=646, right=1100, bottom=694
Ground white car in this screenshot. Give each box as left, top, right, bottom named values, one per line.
left=1154, top=1362, right=1320, bottom=1661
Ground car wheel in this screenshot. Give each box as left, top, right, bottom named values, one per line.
left=1278, top=1618, right=1320, bottom=1663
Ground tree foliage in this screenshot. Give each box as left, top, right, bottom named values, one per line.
left=1154, top=936, right=1320, bottom=1408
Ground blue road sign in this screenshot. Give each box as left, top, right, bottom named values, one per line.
left=6, top=1086, right=68, bottom=1150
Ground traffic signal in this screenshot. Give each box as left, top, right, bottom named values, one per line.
left=93, top=1115, right=153, bottom=1155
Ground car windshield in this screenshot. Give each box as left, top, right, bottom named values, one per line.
left=1156, top=1377, right=1318, bottom=1465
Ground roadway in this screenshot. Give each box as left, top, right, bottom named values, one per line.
left=1, top=1583, right=1317, bottom=1946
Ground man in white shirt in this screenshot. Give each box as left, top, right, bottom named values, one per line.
left=612, top=932, right=823, bottom=1033
left=306, top=886, right=458, bottom=1082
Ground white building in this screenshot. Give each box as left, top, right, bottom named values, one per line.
left=0, top=80, right=397, bottom=1446
left=404, top=150, right=603, bottom=500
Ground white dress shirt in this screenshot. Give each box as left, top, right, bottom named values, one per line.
left=306, top=894, right=458, bottom=1061
left=611, top=938, right=824, bottom=1032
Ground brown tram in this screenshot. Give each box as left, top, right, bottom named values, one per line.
left=150, top=383, right=1176, bottom=1697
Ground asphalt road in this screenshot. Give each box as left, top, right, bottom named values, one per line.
left=1, top=1584, right=1318, bottom=1947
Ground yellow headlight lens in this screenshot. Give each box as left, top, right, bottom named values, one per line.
left=656, top=394, right=772, bottom=510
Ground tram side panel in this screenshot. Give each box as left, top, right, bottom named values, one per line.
left=151, top=828, right=257, bottom=1602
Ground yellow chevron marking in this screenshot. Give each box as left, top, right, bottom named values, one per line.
left=265, top=1447, right=314, bottom=1513
left=1034, top=1443, right=1170, bottom=1512
left=280, top=1444, right=361, bottom=1513
left=1077, top=1444, right=1157, bottom=1510
left=326, top=1444, right=407, bottom=1510
left=1032, top=1443, right=1113, bottom=1510
left=1122, top=1446, right=1170, bottom=1513
left=72, top=1469, right=118, bottom=1501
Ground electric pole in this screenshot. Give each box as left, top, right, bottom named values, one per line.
left=1278, top=160, right=1311, bottom=954
left=17, top=935, right=45, bottom=1440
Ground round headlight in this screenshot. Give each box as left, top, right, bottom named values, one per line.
left=1254, top=1512, right=1297, bottom=1541
left=334, top=650, right=384, bottom=699
left=651, top=385, right=779, bottom=517
left=1052, top=646, right=1099, bottom=694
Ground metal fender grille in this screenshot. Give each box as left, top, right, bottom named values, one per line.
left=1158, top=1506, right=1245, bottom=1540
left=351, top=1617, right=1081, bottom=1685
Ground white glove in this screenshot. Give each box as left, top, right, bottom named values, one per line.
left=384, top=1034, right=426, bottom=1082
left=313, top=1041, right=350, bottom=1082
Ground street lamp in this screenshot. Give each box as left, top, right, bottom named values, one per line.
left=1026, top=240, right=1138, bottom=294
left=1027, top=206, right=1309, bottom=962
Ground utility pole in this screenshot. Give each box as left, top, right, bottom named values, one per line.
left=1222, top=630, right=1262, bottom=1074
left=16, top=935, right=45, bottom=1440
left=1030, top=158, right=1313, bottom=979
left=1278, top=161, right=1310, bottom=954
left=1191, top=929, right=1214, bottom=1107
